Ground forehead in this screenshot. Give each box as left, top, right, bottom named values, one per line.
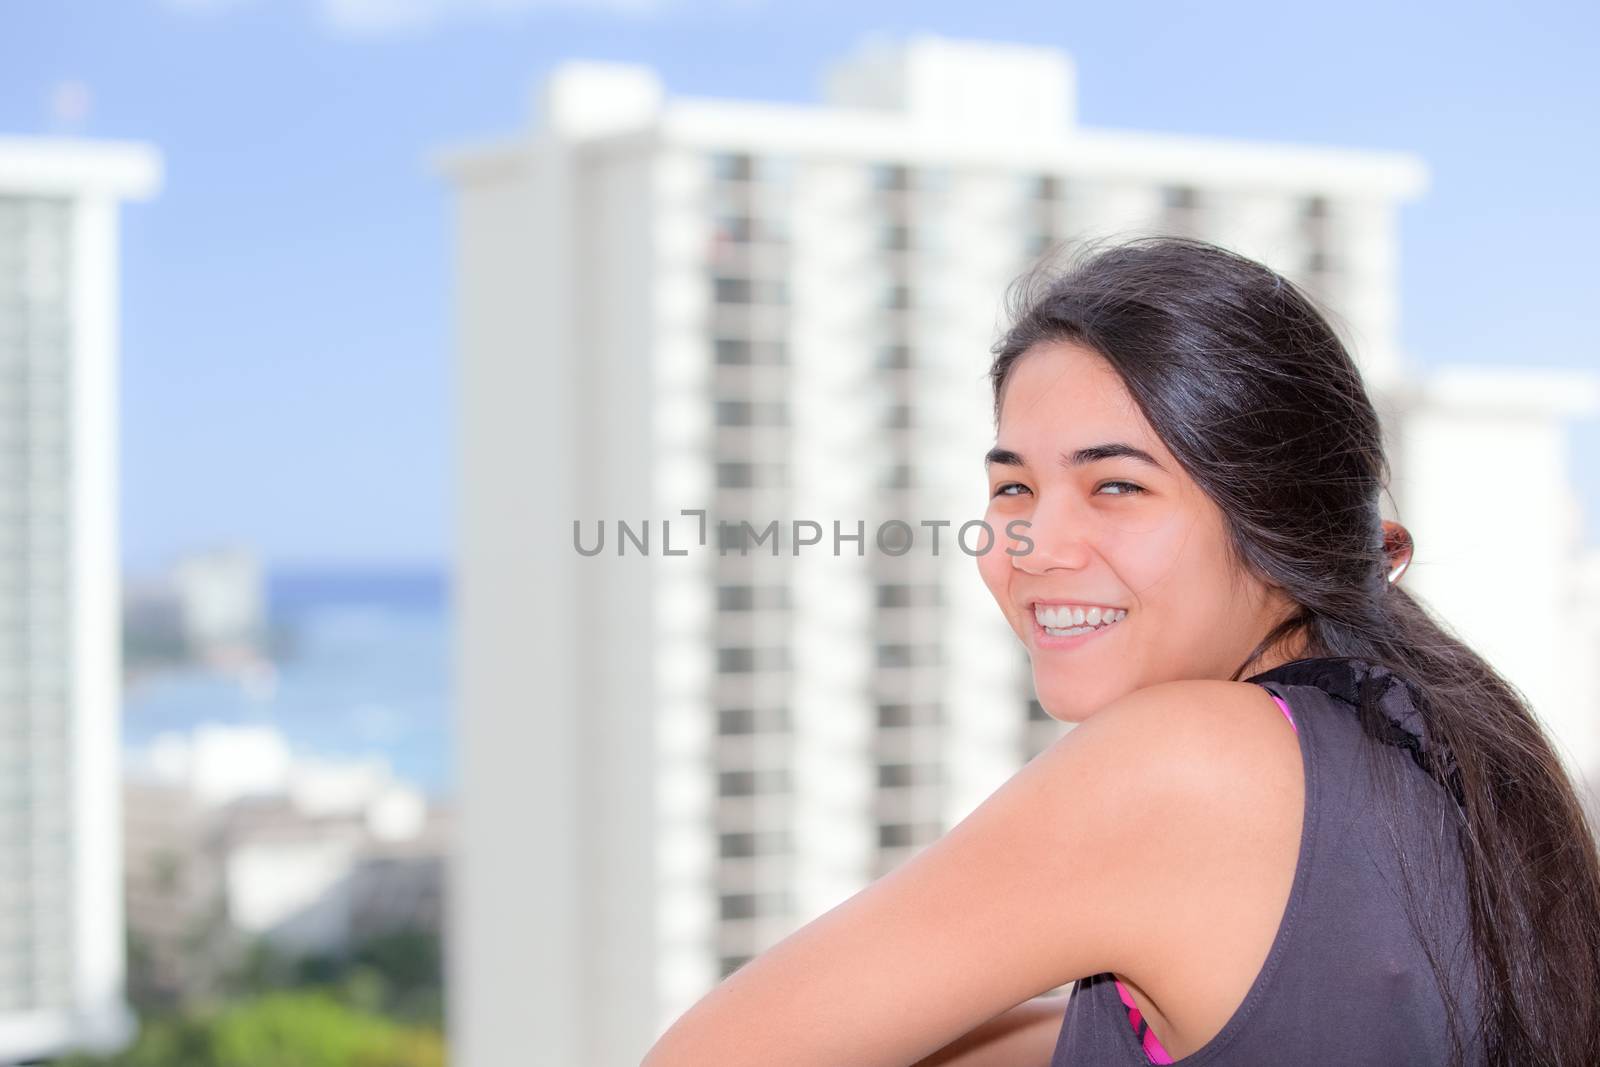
left=997, top=341, right=1149, bottom=437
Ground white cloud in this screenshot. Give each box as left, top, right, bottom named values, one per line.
left=48, top=81, right=93, bottom=126
left=159, top=0, right=259, bottom=11
left=321, top=0, right=668, bottom=34
left=156, top=0, right=740, bottom=35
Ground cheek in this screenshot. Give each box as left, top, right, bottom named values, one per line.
left=1115, top=511, right=1244, bottom=639
left=974, top=535, right=1010, bottom=610
left=976, top=503, right=1027, bottom=627
left=1107, top=511, right=1201, bottom=600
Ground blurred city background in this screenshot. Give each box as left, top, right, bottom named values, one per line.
left=2, top=3, right=1597, bottom=1065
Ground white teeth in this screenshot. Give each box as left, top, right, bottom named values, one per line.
left=1034, top=604, right=1126, bottom=637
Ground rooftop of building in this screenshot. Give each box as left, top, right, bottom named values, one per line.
left=436, top=35, right=1426, bottom=199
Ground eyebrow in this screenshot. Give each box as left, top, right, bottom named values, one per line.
left=984, top=442, right=1167, bottom=472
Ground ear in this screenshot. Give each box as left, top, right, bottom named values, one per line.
left=1382, top=520, right=1414, bottom=585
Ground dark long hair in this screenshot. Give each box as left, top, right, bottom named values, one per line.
left=989, top=235, right=1600, bottom=1066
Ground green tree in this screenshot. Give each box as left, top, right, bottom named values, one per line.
left=212, top=992, right=443, bottom=1067
left=56, top=991, right=445, bottom=1067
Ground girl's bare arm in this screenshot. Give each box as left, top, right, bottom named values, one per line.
left=643, top=680, right=1301, bottom=1067
left=910, top=993, right=1070, bottom=1067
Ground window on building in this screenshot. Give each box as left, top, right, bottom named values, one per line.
left=711, top=153, right=754, bottom=182
left=877, top=584, right=911, bottom=609
left=719, top=707, right=756, bottom=733
left=717, top=584, right=791, bottom=610
left=877, top=703, right=913, bottom=728
left=717, top=646, right=791, bottom=673
left=877, top=343, right=913, bottom=370
left=719, top=891, right=792, bottom=921
left=714, top=277, right=752, bottom=304
left=717, top=461, right=788, bottom=491
left=1162, top=185, right=1199, bottom=210
left=716, top=462, right=754, bottom=489
left=880, top=463, right=914, bottom=491
left=717, top=521, right=780, bottom=554
left=876, top=643, right=918, bottom=668
left=876, top=702, right=941, bottom=729
left=1160, top=185, right=1203, bottom=236
left=880, top=223, right=913, bottom=252
left=720, top=833, right=757, bottom=858
left=876, top=583, right=940, bottom=608
left=872, top=163, right=911, bottom=191
left=717, top=705, right=792, bottom=734
left=716, top=339, right=789, bottom=366
left=719, top=830, right=792, bottom=858
left=715, top=400, right=753, bottom=426
left=714, top=278, right=788, bottom=306
left=720, top=894, right=758, bottom=920
left=877, top=763, right=938, bottom=789
left=717, top=767, right=790, bottom=796
left=718, top=648, right=756, bottom=673
left=714, top=214, right=754, bottom=243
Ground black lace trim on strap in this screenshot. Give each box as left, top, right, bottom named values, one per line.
left=1246, top=656, right=1468, bottom=809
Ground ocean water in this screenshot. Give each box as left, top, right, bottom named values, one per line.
left=121, top=567, right=453, bottom=797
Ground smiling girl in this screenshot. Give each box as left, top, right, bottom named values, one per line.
left=643, top=237, right=1600, bottom=1067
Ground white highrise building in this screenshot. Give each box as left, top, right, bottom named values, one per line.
left=1388, top=368, right=1600, bottom=783
left=436, top=36, right=1598, bottom=1066
left=0, top=139, right=160, bottom=1060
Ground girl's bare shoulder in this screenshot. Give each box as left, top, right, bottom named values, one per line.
left=643, top=678, right=1303, bottom=1067
left=1048, top=678, right=1305, bottom=1051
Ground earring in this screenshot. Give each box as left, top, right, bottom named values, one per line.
left=1382, top=520, right=1413, bottom=585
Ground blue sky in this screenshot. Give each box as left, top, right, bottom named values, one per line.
left=3, top=0, right=1597, bottom=571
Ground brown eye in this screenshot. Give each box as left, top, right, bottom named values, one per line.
left=1096, top=481, right=1146, bottom=496
left=992, top=482, right=1030, bottom=498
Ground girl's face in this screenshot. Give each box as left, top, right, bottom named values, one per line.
left=977, top=341, right=1300, bottom=722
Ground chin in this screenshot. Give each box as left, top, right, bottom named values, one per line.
left=1039, top=700, right=1099, bottom=725
left=1030, top=687, right=1094, bottom=723
left=1031, top=672, right=1125, bottom=724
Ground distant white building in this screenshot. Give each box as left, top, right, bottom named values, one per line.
left=435, top=35, right=1599, bottom=1067
left=1388, top=367, right=1600, bottom=785
left=122, top=725, right=444, bottom=1001
left=123, top=546, right=270, bottom=675
left=169, top=546, right=267, bottom=657
left=0, top=137, right=159, bottom=1062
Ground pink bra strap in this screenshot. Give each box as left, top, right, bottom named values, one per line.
left=1270, top=693, right=1298, bottom=734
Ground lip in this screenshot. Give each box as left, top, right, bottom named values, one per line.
left=1028, top=601, right=1127, bottom=651
left=1029, top=599, right=1125, bottom=611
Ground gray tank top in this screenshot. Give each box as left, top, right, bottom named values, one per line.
left=1050, top=656, right=1484, bottom=1066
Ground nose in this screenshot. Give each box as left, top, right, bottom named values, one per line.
left=1009, top=503, right=1092, bottom=575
